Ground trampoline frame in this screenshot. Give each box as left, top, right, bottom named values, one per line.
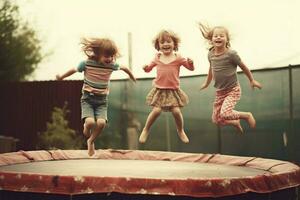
left=0, top=149, right=299, bottom=199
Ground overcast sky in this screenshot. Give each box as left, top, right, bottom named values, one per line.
left=16, top=0, right=300, bottom=81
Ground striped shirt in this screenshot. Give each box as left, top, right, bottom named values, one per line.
left=77, top=59, right=120, bottom=95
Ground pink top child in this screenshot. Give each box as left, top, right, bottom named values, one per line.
left=139, top=30, right=195, bottom=144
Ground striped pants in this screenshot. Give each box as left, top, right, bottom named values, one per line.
left=212, top=85, right=241, bottom=125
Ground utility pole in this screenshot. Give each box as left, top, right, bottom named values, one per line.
left=128, top=32, right=132, bottom=70
left=126, top=32, right=139, bottom=150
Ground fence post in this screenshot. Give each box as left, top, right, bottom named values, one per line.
left=288, top=65, right=295, bottom=162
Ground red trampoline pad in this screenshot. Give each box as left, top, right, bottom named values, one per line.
left=0, top=149, right=299, bottom=198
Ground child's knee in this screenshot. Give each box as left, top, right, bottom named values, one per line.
left=219, top=110, right=231, bottom=120
left=212, top=115, right=222, bottom=125
left=212, top=118, right=219, bottom=125
left=96, top=118, right=106, bottom=128
left=152, top=107, right=162, bottom=115
left=171, top=107, right=181, bottom=115
left=219, top=113, right=226, bottom=120
left=85, top=118, right=96, bottom=127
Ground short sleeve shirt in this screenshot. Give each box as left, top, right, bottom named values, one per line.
left=208, top=49, right=241, bottom=90
left=77, top=59, right=120, bottom=95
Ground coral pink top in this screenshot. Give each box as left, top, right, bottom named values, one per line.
left=144, top=53, right=194, bottom=89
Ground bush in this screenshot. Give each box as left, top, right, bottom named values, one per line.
left=37, top=102, right=84, bottom=150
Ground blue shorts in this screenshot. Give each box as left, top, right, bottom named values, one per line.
left=80, top=91, right=108, bottom=122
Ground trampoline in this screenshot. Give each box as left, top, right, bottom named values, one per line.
left=0, top=149, right=299, bottom=200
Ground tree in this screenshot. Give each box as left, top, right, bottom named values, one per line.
left=0, top=0, right=43, bottom=81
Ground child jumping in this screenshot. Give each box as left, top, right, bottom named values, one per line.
left=56, top=37, right=136, bottom=156
left=198, top=23, right=262, bottom=133
left=139, top=30, right=194, bottom=144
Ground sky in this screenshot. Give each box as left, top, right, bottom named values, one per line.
left=15, top=0, right=300, bottom=81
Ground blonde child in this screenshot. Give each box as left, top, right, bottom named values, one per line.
left=56, top=37, right=136, bottom=156
left=198, top=23, right=262, bottom=133
left=139, top=30, right=194, bottom=144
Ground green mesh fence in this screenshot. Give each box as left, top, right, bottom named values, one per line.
left=96, top=65, right=300, bottom=164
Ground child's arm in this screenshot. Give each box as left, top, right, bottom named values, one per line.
left=182, top=58, right=195, bottom=71
left=143, top=65, right=151, bottom=72
left=239, top=62, right=262, bottom=89
left=120, top=66, right=136, bottom=82
left=56, top=68, right=77, bottom=80
left=143, top=61, right=156, bottom=72
left=200, top=66, right=212, bottom=90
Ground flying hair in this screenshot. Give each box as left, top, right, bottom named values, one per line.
left=198, top=22, right=231, bottom=49
left=80, top=37, right=120, bottom=60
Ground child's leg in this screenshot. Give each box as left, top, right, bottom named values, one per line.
left=139, top=107, right=162, bottom=143
left=87, top=118, right=106, bottom=156
left=171, top=107, right=189, bottom=143
left=238, top=112, right=256, bottom=128
left=223, top=119, right=243, bottom=133
left=219, top=97, right=243, bottom=133
left=212, top=90, right=226, bottom=125
left=219, top=95, right=240, bottom=121
left=83, top=117, right=95, bottom=137
left=220, top=95, right=256, bottom=129
left=214, top=86, right=244, bottom=133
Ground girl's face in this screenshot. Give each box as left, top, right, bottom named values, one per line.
left=99, top=54, right=114, bottom=64
left=212, top=28, right=228, bottom=48
left=158, top=36, right=174, bottom=55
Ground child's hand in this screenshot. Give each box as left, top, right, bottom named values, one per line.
left=56, top=74, right=62, bottom=80
left=200, top=82, right=208, bottom=90
left=187, top=58, right=194, bottom=65
left=142, top=65, right=149, bottom=72
left=131, top=76, right=137, bottom=83
left=250, top=80, right=262, bottom=89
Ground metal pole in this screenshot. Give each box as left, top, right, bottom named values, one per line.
left=128, top=32, right=132, bottom=70
left=288, top=65, right=294, bottom=161
left=125, top=32, right=136, bottom=149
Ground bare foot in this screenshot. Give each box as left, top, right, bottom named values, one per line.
left=87, top=139, right=95, bottom=156
left=83, top=123, right=91, bottom=138
left=178, top=130, right=189, bottom=143
left=246, top=112, right=256, bottom=128
left=232, top=120, right=244, bottom=134
left=139, top=129, right=149, bottom=143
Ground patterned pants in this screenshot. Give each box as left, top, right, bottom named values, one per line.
left=212, top=85, right=241, bottom=125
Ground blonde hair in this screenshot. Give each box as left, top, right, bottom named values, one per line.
left=198, top=23, right=231, bottom=49
left=80, top=37, right=120, bottom=61
left=152, top=30, right=181, bottom=51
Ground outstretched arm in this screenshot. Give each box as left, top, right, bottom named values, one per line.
left=56, top=68, right=77, bottom=80
left=239, top=62, right=262, bottom=89
left=183, top=57, right=195, bottom=71
left=120, top=66, right=136, bottom=82
left=143, top=65, right=151, bottom=72
left=143, top=61, right=156, bottom=72
left=200, top=65, right=213, bottom=90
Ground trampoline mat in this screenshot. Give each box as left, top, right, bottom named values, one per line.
left=0, top=159, right=269, bottom=179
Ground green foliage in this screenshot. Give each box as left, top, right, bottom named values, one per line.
left=0, top=0, right=43, bottom=81
left=37, top=102, right=84, bottom=150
